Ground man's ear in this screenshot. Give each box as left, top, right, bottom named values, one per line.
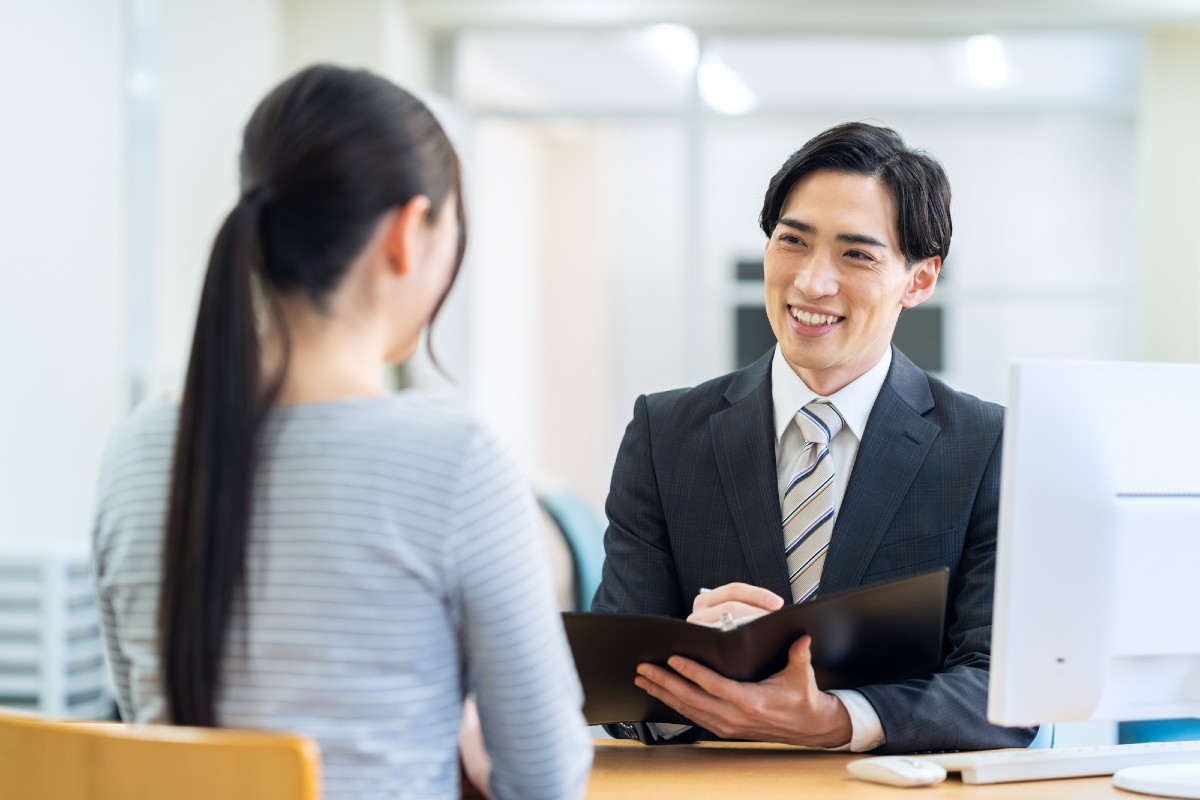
left=900, top=256, right=941, bottom=309
left=383, top=194, right=433, bottom=278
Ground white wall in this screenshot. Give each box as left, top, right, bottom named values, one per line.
left=149, top=0, right=437, bottom=403
left=0, top=0, right=128, bottom=551
left=467, top=120, right=691, bottom=510
left=535, top=123, right=617, bottom=505
left=149, top=0, right=286, bottom=399
left=1139, top=26, right=1200, bottom=363
left=606, top=123, right=689, bottom=475
left=467, top=120, right=546, bottom=470
left=283, top=0, right=431, bottom=88
left=0, top=0, right=427, bottom=551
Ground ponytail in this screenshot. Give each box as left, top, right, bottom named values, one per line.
left=160, top=192, right=278, bottom=726
left=157, top=64, right=463, bottom=728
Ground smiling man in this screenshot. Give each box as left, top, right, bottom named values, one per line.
left=592, top=122, right=1036, bottom=754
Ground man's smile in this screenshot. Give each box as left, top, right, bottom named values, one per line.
left=789, top=305, right=845, bottom=329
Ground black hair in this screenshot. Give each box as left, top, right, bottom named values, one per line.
left=159, top=64, right=464, bottom=727
left=759, top=122, right=951, bottom=266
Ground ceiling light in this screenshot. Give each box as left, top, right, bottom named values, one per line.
left=643, top=24, right=698, bottom=76
left=698, top=53, right=757, bottom=115
left=966, top=34, right=1008, bottom=89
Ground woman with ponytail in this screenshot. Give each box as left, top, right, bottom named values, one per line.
left=91, top=65, right=591, bottom=799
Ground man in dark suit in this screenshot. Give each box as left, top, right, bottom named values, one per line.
left=592, top=122, right=1036, bottom=754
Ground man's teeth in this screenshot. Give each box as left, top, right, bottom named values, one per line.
left=791, top=308, right=840, bottom=326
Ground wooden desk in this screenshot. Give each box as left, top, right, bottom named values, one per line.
left=587, top=741, right=1126, bottom=798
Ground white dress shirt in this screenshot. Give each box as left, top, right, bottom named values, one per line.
left=771, top=344, right=891, bottom=752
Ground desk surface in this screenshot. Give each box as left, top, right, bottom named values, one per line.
left=586, top=741, right=1125, bottom=799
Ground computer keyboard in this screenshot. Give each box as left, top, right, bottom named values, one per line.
left=923, top=741, right=1200, bottom=784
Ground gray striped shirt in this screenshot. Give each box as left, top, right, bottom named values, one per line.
left=92, top=394, right=592, bottom=800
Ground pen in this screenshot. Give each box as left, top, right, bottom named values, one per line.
left=699, top=587, right=713, bottom=594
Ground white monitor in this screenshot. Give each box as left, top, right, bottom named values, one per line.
left=989, top=360, right=1200, bottom=794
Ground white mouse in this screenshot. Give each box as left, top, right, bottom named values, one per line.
left=847, top=756, right=948, bottom=787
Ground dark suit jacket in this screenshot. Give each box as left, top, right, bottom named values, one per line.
left=592, top=346, right=1036, bottom=753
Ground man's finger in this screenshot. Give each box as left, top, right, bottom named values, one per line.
left=787, top=634, right=813, bottom=666
left=635, top=666, right=706, bottom=719
left=692, top=582, right=785, bottom=614
left=639, top=659, right=751, bottom=739
left=687, top=601, right=773, bottom=625
left=666, top=656, right=744, bottom=702
left=774, top=634, right=818, bottom=686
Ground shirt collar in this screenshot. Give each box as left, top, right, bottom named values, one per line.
left=771, top=345, right=893, bottom=444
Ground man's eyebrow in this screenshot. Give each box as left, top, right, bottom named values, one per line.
left=837, top=232, right=888, bottom=249
left=776, top=218, right=889, bottom=249
left=776, top=217, right=816, bottom=234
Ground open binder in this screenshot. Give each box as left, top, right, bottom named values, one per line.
left=563, top=568, right=949, bottom=725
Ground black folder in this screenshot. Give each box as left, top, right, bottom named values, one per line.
left=563, top=568, right=948, bottom=725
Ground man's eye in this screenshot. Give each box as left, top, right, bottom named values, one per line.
left=846, top=250, right=873, bottom=261
left=779, top=234, right=803, bottom=245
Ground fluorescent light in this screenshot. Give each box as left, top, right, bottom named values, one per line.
left=643, top=25, right=756, bottom=114
left=698, top=53, right=757, bottom=115
left=966, top=34, right=1008, bottom=89
left=643, top=24, right=698, bottom=76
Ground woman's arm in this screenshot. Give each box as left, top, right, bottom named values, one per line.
left=448, top=427, right=593, bottom=800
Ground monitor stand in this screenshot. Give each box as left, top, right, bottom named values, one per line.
left=1113, top=764, right=1200, bottom=799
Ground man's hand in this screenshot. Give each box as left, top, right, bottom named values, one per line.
left=633, top=635, right=853, bottom=748
left=688, top=582, right=784, bottom=626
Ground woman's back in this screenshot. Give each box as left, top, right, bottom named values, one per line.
left=94, top=393, right=591, bottom=799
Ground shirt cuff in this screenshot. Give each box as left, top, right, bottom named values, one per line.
left=827, top=689, right=886, bottom=752
left=646, top=722, right=693, bottom=741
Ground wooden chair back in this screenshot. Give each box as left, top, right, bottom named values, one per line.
left=0, top=707, right=321, bottom=800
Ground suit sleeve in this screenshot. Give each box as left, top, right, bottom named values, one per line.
left=856, top=434, right=1038, bottom=753
left=591, top=396, right=716, bottom=744
left=591, top=395, right=686, bottom=619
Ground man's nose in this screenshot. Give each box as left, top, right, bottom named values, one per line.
left=794, top=251, right=838, bottom=299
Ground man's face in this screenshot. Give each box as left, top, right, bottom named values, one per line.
left=763, top=169, right=940, bottom=396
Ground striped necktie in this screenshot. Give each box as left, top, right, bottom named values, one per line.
left=782, top=400, right=845, bottom=604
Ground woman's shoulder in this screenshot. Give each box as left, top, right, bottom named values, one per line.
left=273, top=391, right=505, bottom=462
left=94, top=396, right=181, bottom=519
left=373, top=391, right=482, bottom=433
left=102, top=395, right=181, bottom=461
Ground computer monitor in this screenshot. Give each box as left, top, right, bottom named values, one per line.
left=988, top=360, right=1200, bottom=795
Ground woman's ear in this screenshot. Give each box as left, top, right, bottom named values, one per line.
left=383, top=194, right=433, bottom=278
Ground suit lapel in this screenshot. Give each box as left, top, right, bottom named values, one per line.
left=710, top=352, right=793, bottom=600
left=819, top=347, right=940, bottom=594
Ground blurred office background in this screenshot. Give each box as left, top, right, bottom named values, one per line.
left=1, top=1, right=1198, bottom=591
